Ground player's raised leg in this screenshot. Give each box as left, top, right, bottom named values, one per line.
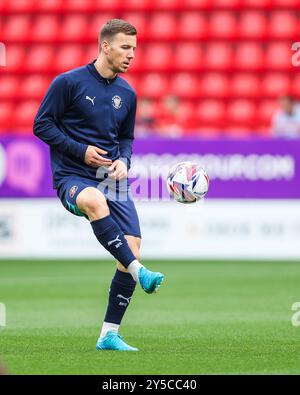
left=97, top=236, right=140, bottom=351
left=76, top=187, right=165, bottom=293
left=76, top=186, right=137, bottom=265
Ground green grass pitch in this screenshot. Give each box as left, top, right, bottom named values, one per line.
left=0, top=259, right=300, bottom=375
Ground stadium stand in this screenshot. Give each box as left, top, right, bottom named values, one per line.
left=0, top=1, right=299, bottom=135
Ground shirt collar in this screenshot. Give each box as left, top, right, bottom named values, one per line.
left=87, top=60, right=118, bottom=85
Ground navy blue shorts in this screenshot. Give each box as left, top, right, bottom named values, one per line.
left=56, top=176, right=141, bottom=238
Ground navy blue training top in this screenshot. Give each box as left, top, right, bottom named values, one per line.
left=33, top=61, right=137, bottom=189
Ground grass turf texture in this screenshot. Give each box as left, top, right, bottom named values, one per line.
left=0, top=260, right=300, bottom=375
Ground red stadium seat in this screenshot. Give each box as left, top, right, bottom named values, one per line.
left=151, top=0, right=179, bottom=9
left=169, top=73, right=200, bottom=99
left=35, top=0, right=63, bottom=12
left=209, top=12, right=237, bottom=38
left=230, top=74, right=260, bottom=98
left=31, top=15, right=59, bottom=42
left=205, top=43, right=233, bottom=70
left=265, top=43, right=293, bottom=70
left=227, top=99, right=256, bottom=125
left=178, top=13, right=208, bottom=40
left=124, top=0, right=152, bottom=10
left=62, top=0, right=92, bottom=11
left=291, top=75, right=300, bottom=99
left=0, top=76, right=19, bottom=99
left=14, top=101, right=40, bottom=131
left=3, top=15, right=31, bottom=41
left=201, top=74, right=229, bottom=98
left=239, top=11, right=267, bottom=38
left=121, top=13, right=147, bottom=39
left=273, top=0, right=299, bottom=6
left=261, top=73, right=291, bottom=97
left=5, top=0, right=35, bottom=12
left=235, top=43, right=264, bottom=70
left=213, top=0, right=240, bottom=6
left=139, top=74, right=169, bottom=98
left=5, top=45, right=26, bottom=72
left=25, top=46, right=54, bottom=72
left=143, top=44, right=173, bottom=71
left=243, top=0, right=270, bottom=6
left=0, top=16, right=4, bottom=34
left=92, top=0, right=122, bottom=11
left=20, top=75, right=51, bottom=100
left=258, top=100, right=278, bottom=125
left=60, top=15, right=88, bottom=41
left=269, top=12, right=299, bottom=38
left=0, top=102, right=13, bottom=130
left=148, top=13, right=177, bottom=40
left=88, top=14, right=116, bottom=41
left=55, top=45, right=84, bottom=72
left=184, top=0, right=210, bottom=8
left=176, top=101, right=198, bottom=130
left=82, top=44, right=99, bottom=64
left=0, top=0, right=7, bottom=12
left=174, top=44, right=204, bottom=71
left=197, top=100, right=226, bottom=126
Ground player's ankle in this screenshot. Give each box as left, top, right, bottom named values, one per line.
left=99, top=322, right=119, bottom=340
left=127, top=259, right=144, bottom=283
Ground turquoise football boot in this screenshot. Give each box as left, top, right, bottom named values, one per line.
left=138, top=267, right=165, bottom=294
left=96, top=331, right=139, bottom=351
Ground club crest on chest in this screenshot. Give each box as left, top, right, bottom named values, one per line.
left=112, top=95, right=122, bottom=109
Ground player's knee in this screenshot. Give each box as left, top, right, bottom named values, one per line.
left=129, top=242, right=141, bottom=261
left=128, top=237, right=141, bottom=261
left=76, top=188, right=109, bottom=218
left=132, top=248, right=141, bottom=262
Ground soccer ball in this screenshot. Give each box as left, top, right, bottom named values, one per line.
left=166, top=161, right=209, bottom=204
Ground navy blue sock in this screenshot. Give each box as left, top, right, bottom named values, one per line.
left=104, top=269, right=137, bottom=325
left=91, top=215, right=136, bottom=268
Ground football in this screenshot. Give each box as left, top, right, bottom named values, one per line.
left=166, top=161, right=209, bottom=204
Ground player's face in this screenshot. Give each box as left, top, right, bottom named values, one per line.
left=106, top=33, right=137, bottom=73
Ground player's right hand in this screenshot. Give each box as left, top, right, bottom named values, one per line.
left=84, top=145, right=112, bottom=168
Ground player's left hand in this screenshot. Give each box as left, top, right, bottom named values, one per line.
left=108, top=160, right=128, bottom=180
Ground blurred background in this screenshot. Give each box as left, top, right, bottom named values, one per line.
left=0, top=0, right=300, bottom=260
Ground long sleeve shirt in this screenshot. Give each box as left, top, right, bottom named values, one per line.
left=34, top=61, right=137, bottom=188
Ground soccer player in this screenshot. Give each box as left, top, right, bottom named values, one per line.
left=34, top=19, right=165, bottom=351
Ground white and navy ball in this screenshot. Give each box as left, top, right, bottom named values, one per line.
left=166, top=161, right=209, bottom=204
